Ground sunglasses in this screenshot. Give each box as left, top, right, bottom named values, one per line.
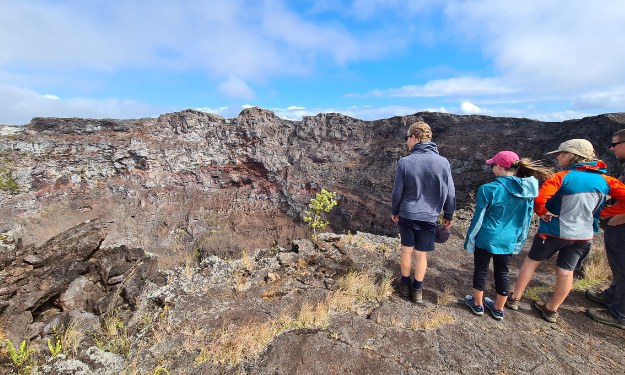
left=611, top=140, right=625, bottom=147
left=404, top=135, right=413, bottom=141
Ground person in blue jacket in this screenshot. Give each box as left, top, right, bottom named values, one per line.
left=464, top=151, right=552, bottom=320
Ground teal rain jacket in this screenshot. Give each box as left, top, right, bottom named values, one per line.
left=464, top=176, right=539, bottom=255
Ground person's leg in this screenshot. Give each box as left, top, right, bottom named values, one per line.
left=547, top=241, right=590, bottom=311
left=400, top=246, right=414, bottom=278
left=472, top=248, right=491, bottom=306
left=410, top=226, right=436, bottom=288
left=492, top=253, right=512, bottom=310
left=511, top=257, right=542, bottom=299
left=511, top=235, right=560, bottom=299
left=546, top=267, right=574, bottom=311
left=605, top=224, right=625, bottom=321
left=413, top=250, right=428, bottom=283
left=397, top=221, right=416, bottom=297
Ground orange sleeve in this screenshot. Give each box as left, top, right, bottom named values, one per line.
left=601, top=175, right=625, bottom=217
left=534, top=172, right=566, bottom=215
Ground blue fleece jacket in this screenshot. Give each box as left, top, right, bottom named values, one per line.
left=391, top=142, right=456, bottom=223
left=464, top=176, right=539, bottom=255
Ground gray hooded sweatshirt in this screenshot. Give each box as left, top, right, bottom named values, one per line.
left=391, top=142, right=456, bottom=223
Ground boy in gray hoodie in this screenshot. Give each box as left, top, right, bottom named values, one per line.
left=391, top=121, right=455, bottom=303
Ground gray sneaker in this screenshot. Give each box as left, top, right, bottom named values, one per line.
left=505, top=297, right=520, bottom=311
left=411, top=285, right=423, bottom=304
left=586, top=308, right=625, bottom=329
left=585, top=289, right=611, bottom=308
left=534, top=300, right=558, bottom=323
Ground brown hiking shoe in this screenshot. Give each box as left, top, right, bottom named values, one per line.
left=534, top=300, right=558, bottom=323
left=398, top=280, right=410, bottom=298
left=585, top=289, right=611, bottom=308
left=411, top=285, right=423, bottom=304
left=586, top=308, right=625, bottom=329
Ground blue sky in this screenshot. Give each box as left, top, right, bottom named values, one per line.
left=1, top=0, right=625, bottom=125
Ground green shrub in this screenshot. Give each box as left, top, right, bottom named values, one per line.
left=303, top=188, right=337, bottom=239
left=0, top=167, right=18, bottom=193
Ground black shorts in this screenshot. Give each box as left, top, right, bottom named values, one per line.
left=527, top=235, right=592, bottom=271
left=398, top=217, right=436, bottom=251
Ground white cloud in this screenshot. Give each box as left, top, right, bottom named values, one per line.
left=360, top=77, right=514, bottom=98
left=287, top=106, right=306, bottom=110
left=460, top=101, right=481, bottom=114
left=0, top=84, right=166, bottom=125
left=196, top=106, right=229, bottom=115
left=445, top=0, right=625, bottom=93
left=217, top=76, right=255, bottom=100
left=572, top=89, right=625, bottom=110
left=0, top=1, right=393, bottom=83
left=43, top=94, right=59, bottom=100
left=424, top=106, right=448, bottom=113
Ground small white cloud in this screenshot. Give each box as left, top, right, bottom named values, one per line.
left=357, top=76, right=514, bottom=98
left=287, top=105, right=305, bottom=110
left=460, top=101, right=481, bottom=114
left=42, top=94, right=59, bottom=100
left=241, top=104, right=255, bottom=109
left=424, top=107, right=448, bottom=113
left=217, top=76, right=254, bottom=100
left=572, top=89, right=625, bottom=110
left=196, top=106, right=229, bottom=115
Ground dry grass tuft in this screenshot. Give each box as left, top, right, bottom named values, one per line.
left=333, top=271, right=392, bottom=307
left=98, top=315, right=131, bottom=356
left=294, top=302, right=330, bottom=329
left=436, top=285, right=454, bottom=306
left=409, top=310, right=455, bottom=330
left=573, top=243, right=612, bottom=291
left=524, top=286, right=552, bottom=301
left=198, top=271, right=393, bottom=368
left=93, top=268, right=138, bottom=357
left=55, top=321, right=85, bottom=358
left=374, top=315, right=401, bottom=328
left=240, top=250, right=256, bottom=272
left=200, top=320, right=275, bottom=366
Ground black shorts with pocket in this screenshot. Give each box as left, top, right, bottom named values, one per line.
left=527, top=235, right=591, bottom=271
left=398, top=217, right=437, bottom=251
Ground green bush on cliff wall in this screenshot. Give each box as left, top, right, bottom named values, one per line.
left=0, top=167, right=18, bottom=193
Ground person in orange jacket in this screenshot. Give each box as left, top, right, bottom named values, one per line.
left=507, top=139, right=625, bottom=323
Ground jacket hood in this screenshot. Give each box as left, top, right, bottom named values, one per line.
left=495, top=176, right=539, bottom=199
left=410, top=142, right=439, bottom=154
left=569, top=160, right=607, bottom=174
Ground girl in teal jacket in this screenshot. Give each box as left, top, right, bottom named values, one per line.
left=464, top=151, right=552, bottom=320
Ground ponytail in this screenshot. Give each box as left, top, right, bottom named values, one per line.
left=513, top=158, right=553, bottom=183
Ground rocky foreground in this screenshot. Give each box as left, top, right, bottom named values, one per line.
left=1, top=218, right=624, bottom=374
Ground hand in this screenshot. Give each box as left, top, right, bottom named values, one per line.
left=442, top=219, right=452, bottom=229
left=391, top=215, right=399, bottom=223
left=540, top=211, right=558, bottom=222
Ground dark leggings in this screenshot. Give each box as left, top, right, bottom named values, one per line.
left=472, top=247, right=511, bottom=296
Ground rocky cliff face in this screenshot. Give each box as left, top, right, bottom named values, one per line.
left=1, top=108, right=625, bottom=256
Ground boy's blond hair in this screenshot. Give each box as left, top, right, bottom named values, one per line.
left=408, top=121, right=432, bottom=143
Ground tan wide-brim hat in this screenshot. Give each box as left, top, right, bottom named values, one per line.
left=546, top=139, right=595, bottom=159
